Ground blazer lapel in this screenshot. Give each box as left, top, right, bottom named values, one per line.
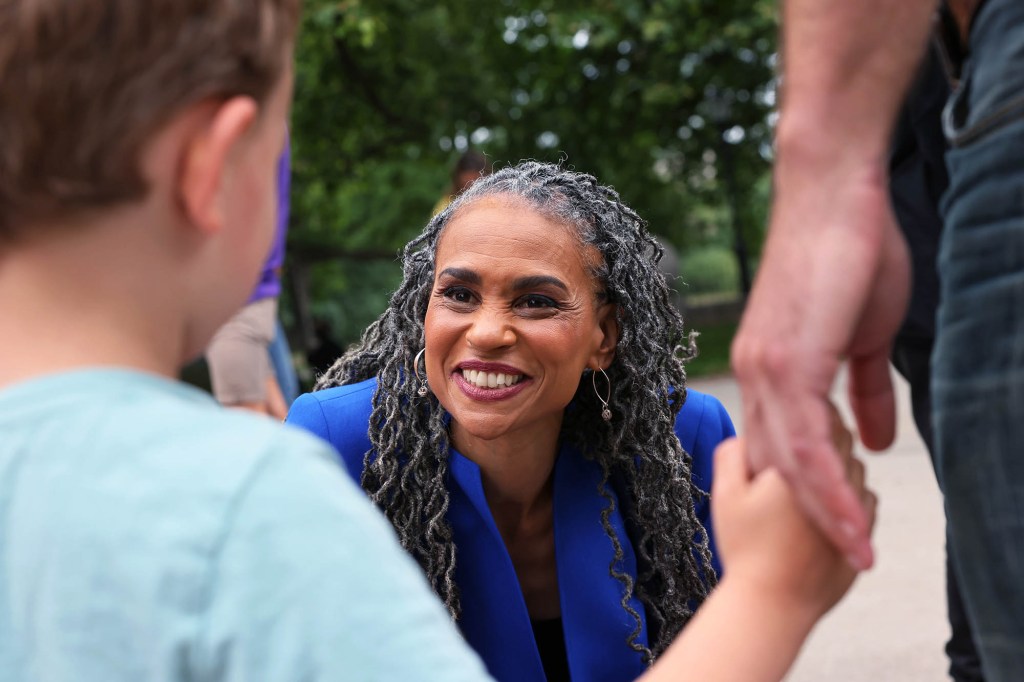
left=554, top=445, right=649, bottom=682
left=448, top=451, right=547, bottom=681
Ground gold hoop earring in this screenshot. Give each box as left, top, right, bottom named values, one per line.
left=592, top=367, right=612, bottom=421
left=414, top=348, right=429, bottom=397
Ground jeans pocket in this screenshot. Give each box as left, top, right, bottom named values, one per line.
left=944, top=68, right=1024, bottom=148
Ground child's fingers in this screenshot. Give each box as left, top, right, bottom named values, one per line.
left=848, top=456, right=866, bottom=490
left=839, top=442, right=875, bottom=536
left=711, top=437, right=750, bottom=502
left=829, top=405, right=854, bottom=459
left=862, top=488, right=879, bottom=533
left=827, top=403, right=860, bottom=490
left=824, top=405, right=879, bottom=546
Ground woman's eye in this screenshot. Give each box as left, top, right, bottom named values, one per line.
left=519, top=294, right=558, bottom=309
left=442, top=286, right=474, bottom=304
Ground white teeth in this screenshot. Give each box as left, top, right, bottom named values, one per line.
left=461, top=369, right=522, bottom=389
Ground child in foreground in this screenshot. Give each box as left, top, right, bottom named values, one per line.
left=0, top=2, right=874, bottom=681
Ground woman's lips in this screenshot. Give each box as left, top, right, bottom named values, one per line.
left=456, top=360, right=524, bottom=375
left=460, top=367, right=523, bottom=389
left=452, top=364, right=531, bottom=402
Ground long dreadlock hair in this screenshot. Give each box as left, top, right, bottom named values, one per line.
left=316, top=161, right=716, bottom=662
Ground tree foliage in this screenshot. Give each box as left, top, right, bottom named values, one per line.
left=289, top=0, right=778, bottom=344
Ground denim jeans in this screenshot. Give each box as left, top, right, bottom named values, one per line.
left=894, top=340, right=984, bottom=682
left=268, top=319, right=299, bottom=408
left=890, top=39, right=984, bottom=680
left=935, top=0, right=1024, bottom=678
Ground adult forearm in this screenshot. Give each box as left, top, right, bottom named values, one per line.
left=731, top=2, right=921, bottom=564
left=776, top=0, right=938, bottom=172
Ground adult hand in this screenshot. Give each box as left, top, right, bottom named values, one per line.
left=712, top=411, right=877, bottom=618
left=731, top=172, right=909, bottom=569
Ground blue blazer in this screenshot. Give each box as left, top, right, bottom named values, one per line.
left=287, top=378, right=735, bottom=682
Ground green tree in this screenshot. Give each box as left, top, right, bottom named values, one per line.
left=288, top=0, right=778, bottom=347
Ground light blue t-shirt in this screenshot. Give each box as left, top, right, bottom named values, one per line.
left=0, top=369, right=490, bottom=682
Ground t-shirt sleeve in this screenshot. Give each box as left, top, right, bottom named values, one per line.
left=195, top=435, right=491, bottom=682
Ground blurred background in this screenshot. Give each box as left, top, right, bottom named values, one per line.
left=280, top=0, right=779, bottom=387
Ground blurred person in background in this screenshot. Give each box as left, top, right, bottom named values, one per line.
left=433, top=149, right=492, bottom=216
left=206, top=139, right=294, bottom=419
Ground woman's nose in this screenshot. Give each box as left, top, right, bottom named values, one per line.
left=465, top=307, right=516, bottom=350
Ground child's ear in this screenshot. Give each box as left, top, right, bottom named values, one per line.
left=590, top=302, right=619, bottom=369
left=177, top=96, right=259, bottom=235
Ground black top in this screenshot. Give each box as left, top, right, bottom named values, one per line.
left=531, top=618, right=571, bottom=682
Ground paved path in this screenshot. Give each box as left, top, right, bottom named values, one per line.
left=689, top=368, right=950, bottom=681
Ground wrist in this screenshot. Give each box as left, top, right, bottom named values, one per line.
left=774, top=109, right=891, bottom=186
left=717, top=574, right=823, bottom=637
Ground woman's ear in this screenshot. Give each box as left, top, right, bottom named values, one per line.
left=177, top=96, right=259, bottom=235
left=590, top=302, right=619, bottom=369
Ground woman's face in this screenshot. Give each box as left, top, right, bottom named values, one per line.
left=424, top=196, right=617, bottom=448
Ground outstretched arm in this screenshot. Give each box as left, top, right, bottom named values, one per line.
left=643, top=417, right=875, bottom=682
left=731, top=0, right=936, bottom=569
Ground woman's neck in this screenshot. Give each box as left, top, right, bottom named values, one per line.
left=451, top=420, right=563, bottom=619
left=451, top=419, right=560, bottom=516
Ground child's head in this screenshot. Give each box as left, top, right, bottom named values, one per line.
left=0, top=1, right=300, bottom=363
left=0, top=0, right=300, bottom=237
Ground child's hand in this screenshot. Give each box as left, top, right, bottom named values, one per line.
left=711, top=409, right=877, bottom=622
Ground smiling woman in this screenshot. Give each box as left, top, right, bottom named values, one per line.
left=286, top=162, right=736, bottom=682
left=426, top=196, right=617, bottom=455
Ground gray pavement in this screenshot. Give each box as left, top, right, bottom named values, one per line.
left=689, top=368, right=950, bottom=682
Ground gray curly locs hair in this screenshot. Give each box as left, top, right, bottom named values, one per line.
left=316, top=161, right=714, bottom=662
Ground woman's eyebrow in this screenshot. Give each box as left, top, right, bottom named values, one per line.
left=438, top=267, right=481, bottom=284
left=438, top=268, right=569, bottom=293
left=511, top=275, right=569, bottom=293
